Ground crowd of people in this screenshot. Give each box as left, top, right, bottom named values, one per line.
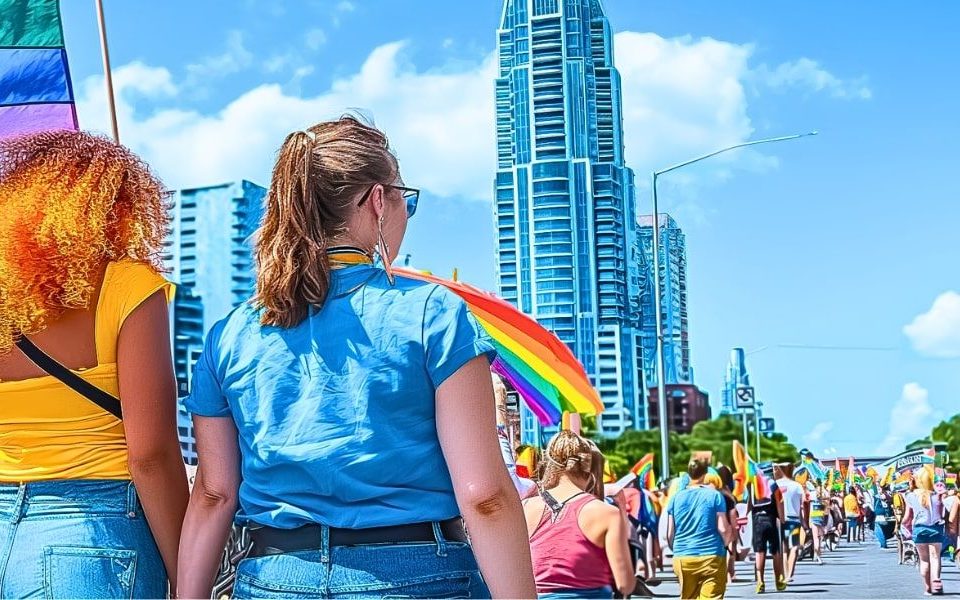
left=2, top=123, right=959, bottom=599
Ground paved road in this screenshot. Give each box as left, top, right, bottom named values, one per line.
left=652, top=541, right=960, bottom=598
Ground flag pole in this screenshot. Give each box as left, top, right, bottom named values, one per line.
left=94, top=0, right=119, bottom=142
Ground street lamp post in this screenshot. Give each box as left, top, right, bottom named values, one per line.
left=755, top=400, right=763, bottom=461
left=650, top=132, right=817, bottom=479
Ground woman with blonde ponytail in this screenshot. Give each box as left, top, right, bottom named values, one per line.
left=177, top=116, right=535, bottom=599
left=904, top=467, right=946, bottom=595
left=523, top=431, right=635, bottom=598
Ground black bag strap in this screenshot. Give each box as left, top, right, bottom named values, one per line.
left=15, top=336, right=123, bottom=419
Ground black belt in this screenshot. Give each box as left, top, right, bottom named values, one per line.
left=248, top=518, right=468, bottom=557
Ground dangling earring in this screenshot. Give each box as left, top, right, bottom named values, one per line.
left=378, top=216, right=395, bottom=286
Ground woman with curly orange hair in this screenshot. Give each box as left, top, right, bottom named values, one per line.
left=0, top=130, right=188, bottom=597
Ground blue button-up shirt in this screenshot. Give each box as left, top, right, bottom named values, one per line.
left=185, top=265, right=496, bottom=529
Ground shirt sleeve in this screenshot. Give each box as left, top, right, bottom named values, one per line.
left=715, top=491, right=727, bottom=514
left=183, top=320, right=230, bottom=418
left=423, top=286, right=497, bottom=388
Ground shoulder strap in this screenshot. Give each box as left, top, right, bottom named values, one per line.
left=15, top=336, right=123, bottom=419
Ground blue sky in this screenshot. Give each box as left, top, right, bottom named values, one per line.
left=58, top=1, right=960, bottom=458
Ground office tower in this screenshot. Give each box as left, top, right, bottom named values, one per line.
left=495, top=0, right=647, bottom=441
left=721, top=347, right=751, bottom=415
left=164, top=180, right=266, bottom=464
left=638, top=213, right=691, bottom=386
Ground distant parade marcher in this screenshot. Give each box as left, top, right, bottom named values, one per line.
left=748, top=477, right=787, bottom=593
left=666, top=458, right=735, bottom=599
left=904, top=469, right=946, bottom=595
left=774, top=463, right=807, bottom=583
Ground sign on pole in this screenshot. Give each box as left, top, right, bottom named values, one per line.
left=759, top=417, right=775, bottom=433
left=735, top=386, right=755, bottom=410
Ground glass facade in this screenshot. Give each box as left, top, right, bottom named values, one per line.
left=721, top=347, right=750, bottom=415
left=638, top=213, right=691, bottom=387
left=163, top=180, right=266, bottom=464
left=496, top=0, right=647, bottom=440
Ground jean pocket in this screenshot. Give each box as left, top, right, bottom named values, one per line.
left=43, top=546, right=137, bottom=599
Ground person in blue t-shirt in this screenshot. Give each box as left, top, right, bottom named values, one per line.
left=667, top=458, right=735, bottom=599
left=175, top=117, right=536, bottom=599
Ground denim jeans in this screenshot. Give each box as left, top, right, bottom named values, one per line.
left=0, top=479, right=166, bottom=598
left=233, top=522, right=490, bottom=599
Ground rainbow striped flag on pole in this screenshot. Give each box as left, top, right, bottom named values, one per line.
left=0, top=0, right=78, bottom=139
left=732, top=440, right=770, bottom=502
left=631, top=453, right=656, bottom=491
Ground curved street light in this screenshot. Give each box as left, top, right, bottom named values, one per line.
left=650, top=132, right=818, bottom=480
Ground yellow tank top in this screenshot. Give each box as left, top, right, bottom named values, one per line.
left=0, top=260, right=174, bottom=482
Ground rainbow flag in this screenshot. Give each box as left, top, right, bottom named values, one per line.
left=826, top=468, right=835, bottom=490
left=636, top=489, right=658, bottom=532
left=396, top=269, right=602, bottom=425
left=603, top=459, right=617, bottom=484
left=880, top=465, right=896, bottom=487
left=631, top=453, right=656, bottom=491
left=947, top=473, right=957, bottom=488
left=516, top=447, right=536, bottom=479
left=732, top=440, right=770, bottom=502
left=802, top=456, right=827, bottom=482
left=0, top=0, right=78, bottom=139
left=846, top=457, right=856, bottom=488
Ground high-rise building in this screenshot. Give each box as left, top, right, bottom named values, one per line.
left=638, top=213, right=691, bottom=386
left=721, top=347, right=750, bottom=415
left=164, top=180, right=266, bottom=463
left=495, top=0, right=648, bottom=441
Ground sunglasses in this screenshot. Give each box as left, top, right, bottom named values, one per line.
left=358, top=183, right=420, bottom=218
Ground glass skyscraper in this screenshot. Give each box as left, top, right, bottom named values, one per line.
left=638, top=213, right=691, bottom=386
left=495, top=0, right=648, bottom=440
left=163, top=180, right=266, bottom=464
left=721, top=347, right=750, bottom=415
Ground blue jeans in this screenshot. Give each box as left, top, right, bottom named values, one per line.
left=0, top=479, right=166, bottom=598
left=539, top=586, right=613, bottom=599
left=233, top=522, right=490, bottom=598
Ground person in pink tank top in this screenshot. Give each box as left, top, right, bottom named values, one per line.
left=523, top=431, right=635, bottom=599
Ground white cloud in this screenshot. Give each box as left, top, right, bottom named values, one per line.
left=904, top=291, right=960, bottom=358
left=803, top=421, right=834, bottom=446
left=75, top=31, right=864, bottom=204
left=305, top=28, right=328, bottom=51
left=185, top=30, right=253, bottom=82
left=614, top=33, right=759, bottom=177
left=875, top=383, right=939, bottom=455
left=755, top=58, right=872, bottom=100
left=76, top=43, right=497, bottom=197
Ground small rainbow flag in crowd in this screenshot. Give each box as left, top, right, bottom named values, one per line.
left=631, top=453, right=656, bottom=491
left=802, top=455, right=827, bottom=482
left=947, top=473, right=958, bottom=488
left=0, top=0, right=78, bottom=139
left=846, top=457, right=856, bottom=488
left=880, top=465, right=896, bottom=487
left=732, top=440, right=770, bottom=501
left=636, top=489, right=658, bottom=532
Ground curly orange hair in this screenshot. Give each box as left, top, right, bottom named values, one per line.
left=0, top=130, right=170, bottom=354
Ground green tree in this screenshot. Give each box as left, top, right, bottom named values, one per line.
left=911, top=414, right=960, bottom=470
left=595, top=414, right=798, bottom=479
